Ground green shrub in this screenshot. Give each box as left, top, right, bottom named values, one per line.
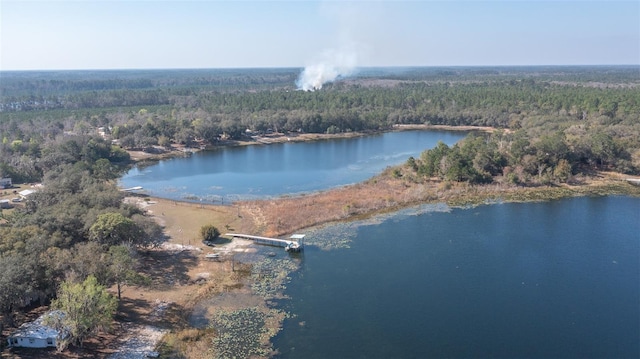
left=200, top=224, right=221, bottom=242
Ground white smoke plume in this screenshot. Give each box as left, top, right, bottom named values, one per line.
left=296, top=48, right=358, bottom=91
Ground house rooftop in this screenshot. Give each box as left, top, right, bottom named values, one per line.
left=18, top=189, right=35, bottom=197
left=10, top=311, right=66, bottom=340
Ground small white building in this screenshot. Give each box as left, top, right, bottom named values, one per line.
left=18, top=189, right=35, bottom=200
left=6, top=311, right=67, bottom=349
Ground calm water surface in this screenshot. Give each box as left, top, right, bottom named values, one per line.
left=120, top=131, right=465, bottom=200
left=274, top=196, right=640, bottom=359
left=121, top=129, right=639, bottom=357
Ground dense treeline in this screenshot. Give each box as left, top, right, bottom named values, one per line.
left=2, top=66, right=637, bottom=100
left=0, top=132, right=129, bottom=183
left=1, top=66, right=638, bottom=180
left=0, top=135, right=161, bottom=338
left=0, top=67, right=639, bottom=344
left=2, top=68, right=638, bottom=177
left=2, top=66, right=638, bottom=113
left=0, top=68, right=298, bottom=96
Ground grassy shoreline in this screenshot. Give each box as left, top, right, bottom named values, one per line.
left=239, top=169, right=640, bottom=238
left=123, top=130, right=640, bottom=358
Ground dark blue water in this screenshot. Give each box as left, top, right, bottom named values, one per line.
left=274, top=196, right=640, bottom=359
left=119, top=131, right=465, bottom=201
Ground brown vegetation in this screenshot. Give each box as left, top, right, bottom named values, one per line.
left=242, top=167, right=640, bottom=238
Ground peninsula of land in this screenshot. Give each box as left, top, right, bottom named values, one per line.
left=126, top=124, right=640, bottom=239
left=110, top=128, right=640, bottom=358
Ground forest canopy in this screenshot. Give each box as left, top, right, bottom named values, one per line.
left=2, top=66, right=639, bottom=180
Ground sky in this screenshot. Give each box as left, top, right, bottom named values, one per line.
left=1, top=0, right=639, bottom=71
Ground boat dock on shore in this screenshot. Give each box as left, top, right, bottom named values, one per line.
left=121, top=186, right=144, bottom=192
left=225, top=233, right=305, bottom=252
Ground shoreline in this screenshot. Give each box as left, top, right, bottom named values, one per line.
left=118, top=128, right=640, bottom=358
left=124, top=124, right=495, bottom=164
left=145, top=171, right=640, bottom=240
left=239, top=170, right=640, bottom=238
left=6, top=174, right=638, bottom=358
left=134, top=169, right=639, bottom=358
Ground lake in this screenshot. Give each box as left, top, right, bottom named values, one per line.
left=273, top=196, right=640, bottom=358
left=119, top=130, right=466, bottom=201
left=121, top=129, right=639, bottom=358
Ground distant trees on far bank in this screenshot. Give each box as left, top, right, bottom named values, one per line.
left=2, top=67, right=639, bottom=178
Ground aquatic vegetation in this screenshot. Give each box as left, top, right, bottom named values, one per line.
left=301, top=202, right=453, bottom=250
left=302, top=223, right=358, bottom=250
left=251, top=258, right=300, bottom=300
left=209, top=306, right=290, bottom=359
left=387, top=202, right=452, bottom=217
left=201, top=254, right=302, bottom=358
left=210, top=307, right=268, bottom=359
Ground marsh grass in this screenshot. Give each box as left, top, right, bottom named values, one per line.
left=242, top=167, right=640, bottom=237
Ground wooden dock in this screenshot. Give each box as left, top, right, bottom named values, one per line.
left=225, top=233, right=305, bottom=252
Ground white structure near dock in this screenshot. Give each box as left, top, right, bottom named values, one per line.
left=120, top=186, right=144, bottom=192
left=6, top=311, right=67, bottom=349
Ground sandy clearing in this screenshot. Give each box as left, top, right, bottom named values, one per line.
left=107, top=323, right=166, bottom=359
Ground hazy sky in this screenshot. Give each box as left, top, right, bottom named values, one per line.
left=1, top=0, right=638, bottom=71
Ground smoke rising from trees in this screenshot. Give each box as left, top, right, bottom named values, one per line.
left=296, top=48, right=358, bottom=91
left=295, top=1, right=382, bottom=91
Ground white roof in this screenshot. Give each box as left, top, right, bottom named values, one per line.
left=18, top=189, right=35, bottom=197
left=289, top=234, right=306, bottom=240
left=9, top=311, right=66, bottom=340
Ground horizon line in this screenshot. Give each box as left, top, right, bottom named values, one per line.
left=1, top=64, right=639, bottom=73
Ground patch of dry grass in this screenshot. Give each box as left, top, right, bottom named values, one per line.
left=240, top=168, right=640, bottom=237
left=128, top=196, right=255, bottom=246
